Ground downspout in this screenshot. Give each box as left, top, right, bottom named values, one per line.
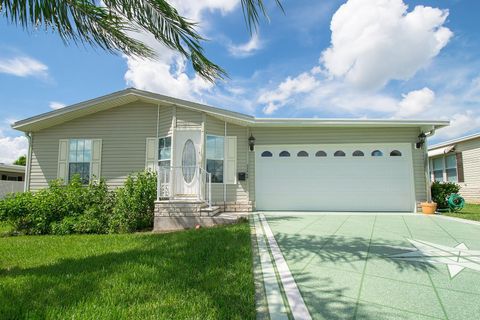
left=423, top=128, right=436, bottom=202
left=24, top=132, right=33, bottom=192
left=224, top=121, right=227, bottom=209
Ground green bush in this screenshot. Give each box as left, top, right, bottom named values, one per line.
left=431, top=181, right=461, bottom=209
left=0, top=171, right=156, bottom=235
left=109, top=171, right=157, bottom=233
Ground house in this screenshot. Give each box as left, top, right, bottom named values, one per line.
left=428, top=132, right=480, bottom=203
left=0, top=163, right=25, bottom=198
left=12, top=88, right=448, bottom=230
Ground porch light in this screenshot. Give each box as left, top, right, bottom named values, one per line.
left=416, top=132, right=426, bottom=149
left=248, top=134, right=256, bottom=151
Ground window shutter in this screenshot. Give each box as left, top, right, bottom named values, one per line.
left=57, top=139, right=69, bottom=183
left=91, top=139, right=102, bottom=181
left=456, top=152, right=465, bottom=183
left=224, top=136, right=237, bottom=184
left=145, top=138, right=158, bottom=171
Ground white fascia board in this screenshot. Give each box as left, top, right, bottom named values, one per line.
left=429, top=132, right=480, bottom=150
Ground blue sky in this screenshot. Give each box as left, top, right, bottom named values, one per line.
left=1, top=0, right=480, bottom=163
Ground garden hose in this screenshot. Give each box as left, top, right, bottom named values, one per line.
left=447, top=193, right=465, bottom=212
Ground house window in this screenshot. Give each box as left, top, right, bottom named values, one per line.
left=390, top=150, right=402, bottom=157
left=297, top=151, right=309, bottom=157
left=371, top=150, right=383, bottom=157
left=261, top=151, right=273, bottom=157
left=432, top=157, right=444, bottom=182
left=334, top=150, right=345, bottom=157
left=315, top=151, right=327, bottom=157
left=279, top=151, right=290, bottom=157
left=158, top=136, right=172, bottom=168
left=445, top=154, right=457, bottom=182
left=68, top=139, right=92, bottom=183
left=352, top=150, right=364, bottom=157
left=206, top=135, right=224, bottom=183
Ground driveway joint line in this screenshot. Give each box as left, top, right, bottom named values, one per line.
left=259, top=214, right=312, bottom=320
left=353, top=215, right=377, bottom=318
left=299, top=215, right=351, bottom=272
left=402, top=215, right=449, bottom=320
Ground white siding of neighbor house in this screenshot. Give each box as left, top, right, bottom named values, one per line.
left=454, top=139, right=480, bottom=203
left=249, top=127, right=427, bottom=204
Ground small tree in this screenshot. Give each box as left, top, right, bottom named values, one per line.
left=13, top=155, right=26, bottom=166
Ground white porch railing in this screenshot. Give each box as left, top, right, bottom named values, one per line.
left=157, top=166, right=212, bottom=208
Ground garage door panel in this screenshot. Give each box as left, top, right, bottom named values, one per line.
left=255, top=143, right=415, bottom=212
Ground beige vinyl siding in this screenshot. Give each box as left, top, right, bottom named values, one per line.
left=250, top=127, right=426, bottom=204
left=29, top=102, right=158, bottom=190
left=158, top=105, right=174, bottom=137
left=204, top=116, right=250, bottom=204
left=454, top=139, right=480, bottom=203
left=176, top=107, right=202, bottom=128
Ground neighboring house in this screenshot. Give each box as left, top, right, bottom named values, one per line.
left=428, top=133, right=480, bottom=203
left=0, top=163, right=25, bottom=198
left=12, top=88, right=448, bottom=230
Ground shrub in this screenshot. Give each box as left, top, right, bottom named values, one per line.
left=431, top=181, right=461, bottom=209
left=109, top=171, right=157, bottom=233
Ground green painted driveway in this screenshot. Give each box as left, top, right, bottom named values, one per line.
left=263, top=213, right=480, bottom=320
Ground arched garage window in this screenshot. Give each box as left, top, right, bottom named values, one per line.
left=297, top=151, right=309, bottom=157
left=261, top=151, right=273, bottom=157
left=352, top=150, right=364, bottom=157
left=315, top=151, right=327, bottom=157
left=334, top=150, right=346, bottom=157
left=371, top=150, right=383, bottom=157
left=279, top=151, right=290, bottom=157
left=390, top=150, right=402, bottom=157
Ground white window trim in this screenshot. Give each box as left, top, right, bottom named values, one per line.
left=206, top=134, right=225, bottom=184
left=430, top=154, right=457, bottom=183
left=158, top=136, right=172, bottom=167
left=68, top=138, right=94, bottom=183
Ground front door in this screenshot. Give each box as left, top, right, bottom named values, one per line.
left=173, top=129, right=202, bottom=198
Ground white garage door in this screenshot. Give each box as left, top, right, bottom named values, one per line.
left=255, top=143, right=415, bottom=212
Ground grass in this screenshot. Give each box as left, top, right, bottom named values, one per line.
left=0, top=222, right=255, bottom=319
left=443, top=203, right=480, bottom=221
left=0, top=221, right=12, bottom=234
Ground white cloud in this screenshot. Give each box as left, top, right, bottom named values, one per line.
left=433, top=111, right=480, bottom=141
left=167, top=0, right=239, bottom=21
left=49, top=101, right=66, bottom=110
left=229, top=33, right=262, bottom=57
left=123, top=1, right=241, bottom=100
left=395, top=87, right=435, bottom=118
left=0, top=56, right=48, bottom=78
left=321, top=0, right=452, bottom=90
left=258, top=72, right=319, bottom=114
left=0, top=129, right=28, bottom=164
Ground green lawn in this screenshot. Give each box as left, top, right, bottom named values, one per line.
left=443, top=203, right=480, bottom=221
left=0, top=221, right=11, bottom=234
left=0, top=222, right=255, bottom=319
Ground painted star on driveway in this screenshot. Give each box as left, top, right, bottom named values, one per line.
left=390, top=239, right=480, bottom=278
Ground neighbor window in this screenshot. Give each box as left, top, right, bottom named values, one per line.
left=432, top=157, right=444, bottom=182
left=68, top=139, right=92, bottom=183
left=445, top=154, right=457, bottom=182
left=158, top=136, right=172, bottom=168
left=206, top=135, right=224, bottom=183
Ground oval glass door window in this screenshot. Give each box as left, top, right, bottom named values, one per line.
left=182, top=139, right=196, bottom=183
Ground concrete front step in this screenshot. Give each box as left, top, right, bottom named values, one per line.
left=153, top=212, right=246, bottom=232
left=200, top=206, right=221, bottom=216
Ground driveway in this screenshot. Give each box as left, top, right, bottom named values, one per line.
left=252, top=212, right=480, bottom=320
